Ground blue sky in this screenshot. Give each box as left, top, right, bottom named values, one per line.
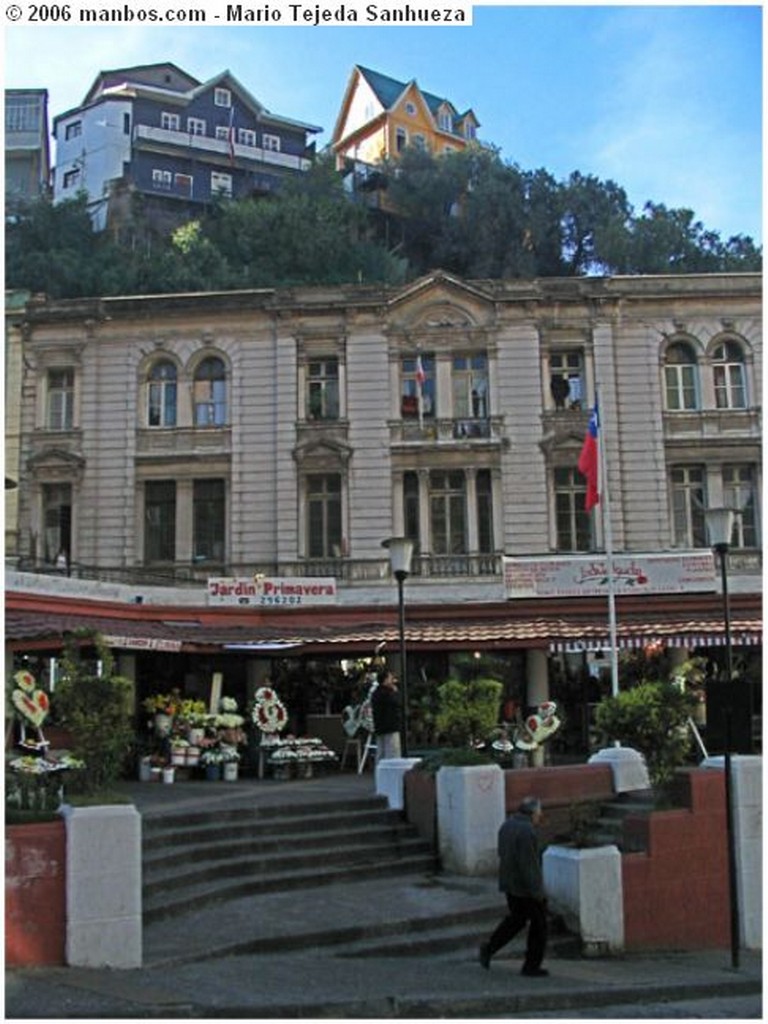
left=4, top=5, right=763, bottom=244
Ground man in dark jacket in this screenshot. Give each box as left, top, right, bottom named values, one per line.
left=479, top=796, right=549, bottom=977
left=371, top=669, right=402, bottom=762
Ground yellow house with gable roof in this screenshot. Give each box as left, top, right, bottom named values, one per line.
left=331, top=65, right=480, bottom=170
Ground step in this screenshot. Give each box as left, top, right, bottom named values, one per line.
left=143, top=834, right=434, bottom=899
left=141, top=794, right=388, bottom=831
left=142, top=805, right=404, bottom=852
left=143, top=851, right=438, bottom=924
left=143, top=821, right=422, bottom=875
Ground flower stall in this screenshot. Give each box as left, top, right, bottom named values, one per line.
left=267, top=737, right=338, bottom=780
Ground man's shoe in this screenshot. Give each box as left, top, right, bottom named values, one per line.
left=478, top=942, right=491, bottom=970
left=521, top=966, right=549, bottom=977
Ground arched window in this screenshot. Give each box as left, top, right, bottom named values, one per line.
left=712, top=340, right=747, bottom=409
left=664, top=341, right=699, bottom=411
left=147, top=360, right=177, bottom=427
left=193, top=356, right=227, bottom=426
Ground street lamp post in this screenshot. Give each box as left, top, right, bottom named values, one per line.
left=382, top=537, right=414, bottom=758
left=704, top=506, right=740, bottom=971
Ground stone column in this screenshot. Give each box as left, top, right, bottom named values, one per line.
left=526, top=649, right=550, bottom=767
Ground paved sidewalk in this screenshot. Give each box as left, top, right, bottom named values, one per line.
left=5, top=773, right=763, bottom=1019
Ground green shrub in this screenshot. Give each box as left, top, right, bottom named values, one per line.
left=416, top=747, right=494, bottom=774
left=435, top=677, right=503, bottom=747
left=594, top=681, right=697, bottom=789
left=54, top=636, right=134, bottom=794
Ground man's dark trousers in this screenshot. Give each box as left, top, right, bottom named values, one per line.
left=487, top=894, right=547, bottom=970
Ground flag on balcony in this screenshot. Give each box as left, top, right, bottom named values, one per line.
left=227, top=106, right=236, bottom=164
left=415, top=354, right=426, bottom=429
left=578, top=403, right=600, bottom=511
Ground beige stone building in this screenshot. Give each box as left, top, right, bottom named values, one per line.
left=7, top=271, right=762, bottom=755
left=14, top=272, right=761, bottom=580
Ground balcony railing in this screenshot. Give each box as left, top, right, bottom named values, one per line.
left=133, top=125, right=312, bottom=172
left=12, top=553, right=504, bottom=588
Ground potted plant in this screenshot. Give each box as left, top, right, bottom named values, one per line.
left=199, top=746, right=225, bottom=780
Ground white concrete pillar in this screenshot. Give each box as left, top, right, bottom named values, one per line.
left=375, top=757, right=422, bottom=810
left=543, top=844, right=624, bottom=953
left=436, top=765, right=505, bottom=875
left=62, top=804, right=142, bottom=968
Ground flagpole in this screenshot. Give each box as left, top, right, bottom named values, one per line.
left=595, top=388, right=620, bottom=698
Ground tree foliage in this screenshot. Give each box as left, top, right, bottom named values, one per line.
left=5, top=147, right=760, bottom=299
left=435, top=677, right=503, bottom=747
left=594, top=681, right=697, bottom=789
left=54, top=635, right=135, bottom=794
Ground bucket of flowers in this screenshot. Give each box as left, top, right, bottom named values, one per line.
left=220, top=744, right=241, bottom=781
left=199, top=746, right=226, bottom=781
left=176, top=700, right=210, bottom=744
left=215, top=696, right=246, bottom=747
left=142, top=690, right=184, bottom=735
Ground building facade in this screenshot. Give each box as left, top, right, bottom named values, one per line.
left=7, top=272, right=762, bottom=750
left=52, top=63, right=321, bottom=232
left=5, top=89, right=50, bottom=216
left=332, top=65, right=480, bottom=173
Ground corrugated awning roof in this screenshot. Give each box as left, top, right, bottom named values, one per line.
left=5, top=607, right=761, bottom=653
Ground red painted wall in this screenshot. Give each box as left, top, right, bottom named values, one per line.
left=6, top=820, right=66, bottom=966
left=621, top=769, right=729, bottom=950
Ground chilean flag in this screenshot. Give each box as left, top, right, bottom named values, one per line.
left=578, top=403, right=600, bottom=512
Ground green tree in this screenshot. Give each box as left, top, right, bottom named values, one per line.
left=435, top=677, right=503, bottom=747
left=54, top=635, right=135, bottom=794
left=594, top=681, right=697, bottom=789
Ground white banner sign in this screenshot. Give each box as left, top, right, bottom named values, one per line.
left=503, top=552, right=716, bottom=600
left=207, top=576, right=337, bottom=607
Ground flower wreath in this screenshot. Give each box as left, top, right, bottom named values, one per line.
left=252, top=686, right=288, bottom=734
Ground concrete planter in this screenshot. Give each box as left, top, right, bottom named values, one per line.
left=61, top=804, right=142, bottom=968
left=436, top=765, right=505, bottom=875
left=543, top=844, right=624, bottom=954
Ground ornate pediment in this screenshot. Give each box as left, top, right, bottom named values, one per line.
left=27, top=447, right=86, bottom=480
left=292, top=435, right=353, bottom=469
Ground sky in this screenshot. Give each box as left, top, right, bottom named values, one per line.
left=4, top=4, right=763, bottom=244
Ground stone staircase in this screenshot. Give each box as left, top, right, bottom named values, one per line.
left=587, top=791, right=656, bottom=852
left=142, top=792, right=437, bottom=925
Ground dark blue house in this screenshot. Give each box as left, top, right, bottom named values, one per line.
left=53, top=62, right=322, bottom=231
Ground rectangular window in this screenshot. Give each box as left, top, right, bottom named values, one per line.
left=452, top=353, right=489, bottom=436
left=193, top=479, right=225, bottom=563
left=47, top=368, right=74, bottom=430
left=64, top=121, right=82, bottom=140
left=430, top=470, right=466, bottom=555
left=62, top=168, right=80, bottom=190
left=401, top=355, right=435, bottom=419
left=161, top=111, right=180, bottom=131
left=211, top=171, right=233, bottom=197
left=395, top=126, right=407, bottom=153
left=476, top=469, right=494, bottom=554
left=175, top=173, right=193, bottom=197
left=665, top=363, right=698, bottom=410
left=723, top=465, right=759, bottom=548
left=42, top=483, right=72, bottom=565
left=152, top=169, right=172, bottom=190
left=238, top=128, right=256, bottom=147
left=6, top=97, right=41, bottom=133
left=187, top=117, right=206, bottom=136
left=307, top=474, right=342, bottom=558
left=671, top=466, right=707, bottom=548
left=549, top=351, right=584, bottom=409
left=554, top=468, right=591, bottom=551
left=263, top=133, right=281, bottom=152
left=307, top=358, right=339, bottom=420
left=214, top=88, right=232, bottom=107
left=144, top=481, right=176, bottom=563
left=403, top=472, right=421, bottom=555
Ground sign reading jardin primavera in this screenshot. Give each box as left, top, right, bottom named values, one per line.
left=207, top=576, right=338, bottom=607
left=503, top=552, right=716, bottom=600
